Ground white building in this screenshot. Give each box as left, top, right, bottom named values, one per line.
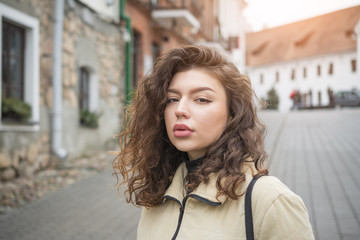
left=246, top=5, right=360, bottom=111
left=218, top=0, right=249, bottom=73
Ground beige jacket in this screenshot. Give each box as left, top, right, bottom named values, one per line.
left=137, top=162, right=314, bottom=240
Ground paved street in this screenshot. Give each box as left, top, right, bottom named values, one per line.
left=260, top=109, right=360, bottom=240
left=0, top=109, right=359, bottom=240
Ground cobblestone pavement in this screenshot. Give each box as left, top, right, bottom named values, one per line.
left=0, top=153, right=111, bottom=215
left=260, top=109, right=360, bottom=240
left=0, top=109, right=359, bottom=240
left=0, top=167, right=141, bottom=240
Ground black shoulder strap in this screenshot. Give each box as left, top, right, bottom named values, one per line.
left=245, top=175, right=264, bottom=240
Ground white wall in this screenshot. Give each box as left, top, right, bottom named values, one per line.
left=218, top=0, right=248, bottom=72
left=247, top=51, right=359, bottom=111
left=78, top=0, right=119, bottom=22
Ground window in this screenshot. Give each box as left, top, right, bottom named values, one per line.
left=328, top=63, right=333, bottom=75
left=0, top=3, right=39, bottom=131
left=260, top=74, right=264, bottom=85
left=2, top=20, right=25, bottom=100
left=77, top=66, right=99, bottom=113
left=150, top=0, right=158, bottom=8
left=152, top=42, right=160, bottom=62
left=79, top=67, right=90, bottom=111
left=351, top=59, right=356, bottom=72
left=303, top=67, right=307, bottom=79
left=132, top=29, right=143, bottom=87
left=317, top=65, right=321, bottom=76
left=291, top=69, right=295, bottom=80
left=275, top=71, right=279, bottom=83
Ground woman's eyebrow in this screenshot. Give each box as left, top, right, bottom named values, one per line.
left=167, top=87, right=216, bottom=94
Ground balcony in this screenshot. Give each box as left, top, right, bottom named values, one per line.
left=151, top=0, right=200, bottom=30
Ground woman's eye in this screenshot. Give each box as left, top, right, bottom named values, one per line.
left=166, top=98, right=178, bottom=104
left=195, top=98, right=212, bottom=103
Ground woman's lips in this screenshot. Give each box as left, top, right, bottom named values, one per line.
left=173, top=124, right=193, bottom=137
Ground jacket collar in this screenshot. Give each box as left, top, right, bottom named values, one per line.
left=163, top=158, right=256, bottom=206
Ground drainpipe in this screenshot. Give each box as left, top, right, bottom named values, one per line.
left=120, top=0, right=132, bottom=104
left=51, top=0, right=68, bottom=160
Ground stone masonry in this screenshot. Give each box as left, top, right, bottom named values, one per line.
left=0, top=0, right=126, bottom=182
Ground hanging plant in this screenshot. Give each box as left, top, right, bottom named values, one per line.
left=1, top=98, right=32, bottom=122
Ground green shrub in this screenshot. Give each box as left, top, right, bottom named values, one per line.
left=80, top=109, right=100, bottom=128
left=1, top=98, right=32, bottom=122
left=266, top=87, right=279, bottom=110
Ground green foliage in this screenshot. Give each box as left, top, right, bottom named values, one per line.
left=266, top=87, right=279, bottom=110
left=80, top=109, right=100, bottom=128
left=1, top=98, right=32, bottom=122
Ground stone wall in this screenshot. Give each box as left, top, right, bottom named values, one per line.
left=61, top=1, right=125, bottom=158
left=0, top=0, right=126, bottom=181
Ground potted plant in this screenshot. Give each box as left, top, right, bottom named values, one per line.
left=1, top=97, right=32, bottom=122
left=80, top=109, right=101, bottom=128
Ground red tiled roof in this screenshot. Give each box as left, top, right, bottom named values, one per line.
left=246, top=5, right=360, bottom=66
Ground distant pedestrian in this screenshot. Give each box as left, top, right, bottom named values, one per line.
left=327, top=87, right=335, bottom=107
left=113, top=45, right=314, bottom=239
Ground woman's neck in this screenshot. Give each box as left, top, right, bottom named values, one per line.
left=187, top=151, right=205, bottom=161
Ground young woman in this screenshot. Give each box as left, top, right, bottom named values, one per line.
left=113, top=45, right=314, bottom=240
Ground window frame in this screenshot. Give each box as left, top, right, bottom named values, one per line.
left=0, top=3, right=40, bottom=132
left=351, top=59, right=356, bottom=73
left=291, top=69, right=295, bottom=81
left=77, top=66, right=98, bottom=113
left=328, top=63, right=333, bottom=75
left=275, top=71, right=279, bottom=83
left=317, top=65, right=321, bottom=76
left=79, top=67, right=90, bottom=111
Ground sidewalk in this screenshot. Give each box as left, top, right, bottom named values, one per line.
left=0, top=109, right=359, bottom=240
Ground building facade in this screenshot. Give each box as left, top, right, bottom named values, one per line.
left=246, top=6, right=360, bottom=111
left=125, top=0, right=248, bottom=88
left=0, top=0, right=248, bottom=181
left=0, top=0, right=126, bottom=181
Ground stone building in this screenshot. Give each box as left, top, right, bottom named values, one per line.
left=246, top=6, right=360, bottom=111
left=0, top=0, right=126, bottom=181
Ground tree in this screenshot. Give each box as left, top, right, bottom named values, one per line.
left=266, top=87, right=279, bottom=110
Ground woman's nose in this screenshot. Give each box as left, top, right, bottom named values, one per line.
left=175, top=100, right=190, bottom=118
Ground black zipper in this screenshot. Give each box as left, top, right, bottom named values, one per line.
left=171, top=195, right=189, bottom=240
left=188, top=194, right=221, bottom=206
left=164, top=194, right=221, bottom=240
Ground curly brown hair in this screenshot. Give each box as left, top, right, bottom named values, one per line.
left=113, top=45, right=268, bottom=207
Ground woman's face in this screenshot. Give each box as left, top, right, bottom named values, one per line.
left=164, top=69, right=229, bottom=160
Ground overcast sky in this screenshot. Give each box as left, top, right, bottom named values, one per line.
left=243, top=0, right=360, bottom=31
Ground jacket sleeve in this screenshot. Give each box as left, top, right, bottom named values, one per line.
left=257, top=193, right=315, bottom=240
